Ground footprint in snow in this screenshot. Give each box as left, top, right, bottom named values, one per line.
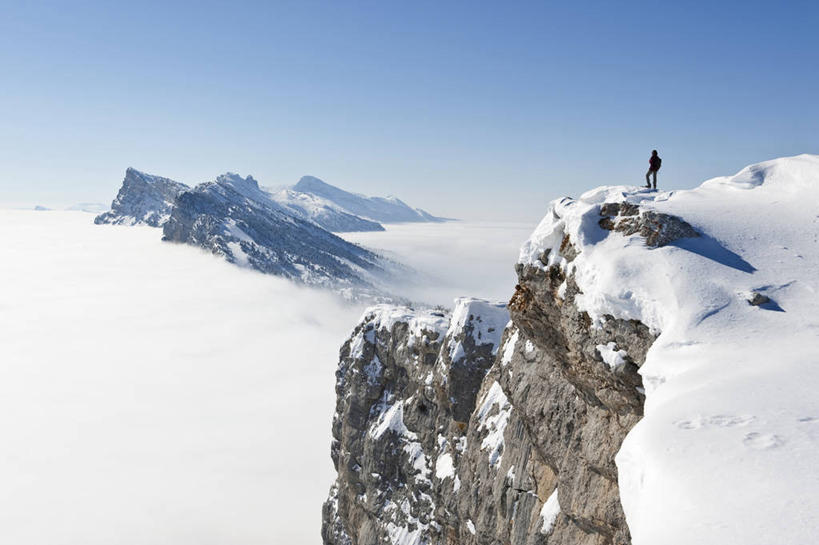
left=743, top=432, right=785, bottom=450
left=675, top=414, right=756, bottom=430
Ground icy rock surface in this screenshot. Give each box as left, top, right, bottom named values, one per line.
left=162, top=173, right=385, bottom=288
left=95, top=168, right=188, bottom=227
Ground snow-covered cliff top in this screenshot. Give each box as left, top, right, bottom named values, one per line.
left=521, top=154, right=819, bottom=544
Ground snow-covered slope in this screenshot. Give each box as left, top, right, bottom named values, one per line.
left=271, top=188, right=385, bottom=232
left=293, top=175, right=446, bottom=224
left=519, top=153, right=819, bottom=544
left=95, top=168, right=188, bottom=226
left=162, top=173, right=386, bottom=290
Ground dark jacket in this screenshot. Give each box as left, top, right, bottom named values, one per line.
left=649, top=155, right=662, bottom=171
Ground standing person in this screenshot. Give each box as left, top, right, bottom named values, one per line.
left=646, top=150, right=662, bottom=189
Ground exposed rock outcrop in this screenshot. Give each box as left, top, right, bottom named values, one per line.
left=324, top=196, right=665, bottom=544
left=95, top=168, right=188, bottom=226
left=597, top=201, right=698, bottom=247
left=324, top=255, right=656, bottom=545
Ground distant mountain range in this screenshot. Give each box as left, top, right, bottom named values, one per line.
left=285, top=175, right=446, bottom=226
left=270, top=187, right=385, bottom=233
left=94, top=168, right=441, bottom=290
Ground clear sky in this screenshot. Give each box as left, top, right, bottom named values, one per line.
left=1, top=0, right=817, bottom=220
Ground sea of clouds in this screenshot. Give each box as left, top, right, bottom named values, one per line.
left=343, top=220, right=537, bottom=307
left=0, top=210, right=535, bottom=544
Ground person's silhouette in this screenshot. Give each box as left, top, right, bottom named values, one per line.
left=646, top=150, right=662, bottom=189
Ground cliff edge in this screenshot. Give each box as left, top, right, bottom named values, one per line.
left=323, top=154, right=819, bottom=545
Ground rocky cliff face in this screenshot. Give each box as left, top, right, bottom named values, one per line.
left=162, top=173, right=386, bottom=289
left=322, top=197, right=699, bottom=544
left=95, top=168, right=188, bottom=226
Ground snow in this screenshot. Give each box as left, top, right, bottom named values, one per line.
left=476, top=381, right=512, bottom=467
left=371, top=401, right=415, bottom=440
left=520, top=154, right=819, bottom=544
left=500, top=328, right=519, bottom=366
left=293, top=175, right=442, bottom=224
left=272, top=187, right=340, bottom=216
left=465, top=519, right=476, bottom=535
left=359, top=305, right=450, bottom=345
left=226, top=241, right=250, bottom=267
left=446, top=297, right=509, bottom=362
left=363, top=355, right=383, bottom=385
left=270, top=187, right=384, bottom=232
left=403, top=440, right=429, bottom=475
left=505, top=465, right=516, bottom=481
left=435, top=453, right=455, bottom=480
left=539, top=489, right=560, bottom=534
left=596, top=342, right=628, bottom=370
left=224, top=218, right=255, bottom=243
left=386, top=521, right=424, bottom=545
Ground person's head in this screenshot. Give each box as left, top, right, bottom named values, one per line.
left=651, top=149, right=658, bottom=156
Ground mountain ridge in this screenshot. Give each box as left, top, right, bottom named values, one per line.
left=293, top=175, right=447, bottom=224
left=95, top=168, right=393, bottom=290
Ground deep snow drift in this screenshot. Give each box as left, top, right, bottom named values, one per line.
left=519, top=154, right=819, bottom=544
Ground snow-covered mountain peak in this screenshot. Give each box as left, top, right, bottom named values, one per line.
left=122, top=167, right=174, bottom=186
left=294, top=175, right=332, bottom=192
left=211, top=172, right=269, bottom=202
left=269, top=188, right=386, bottom=233
left=291, top=175, right=447, bottom=224
left=95, top=168, right=188, bottom=227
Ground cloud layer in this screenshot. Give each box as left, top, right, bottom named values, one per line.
left=0, top=211, right=532, bottom=544
left=343, top=220, right=537, bottom=307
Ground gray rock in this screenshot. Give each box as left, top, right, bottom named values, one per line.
left=324, top=231, right=658, bottom=545
left=599, top=201, right=699, bottom=247
left=95, top=168, right=189, bottom=227
left=747, top=292, right=770, bottom=306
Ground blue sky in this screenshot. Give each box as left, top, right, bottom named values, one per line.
left=1, top=0, right=817, bottom=220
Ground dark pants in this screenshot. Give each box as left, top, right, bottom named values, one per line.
left=646, top=168, right=658, bottom=189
